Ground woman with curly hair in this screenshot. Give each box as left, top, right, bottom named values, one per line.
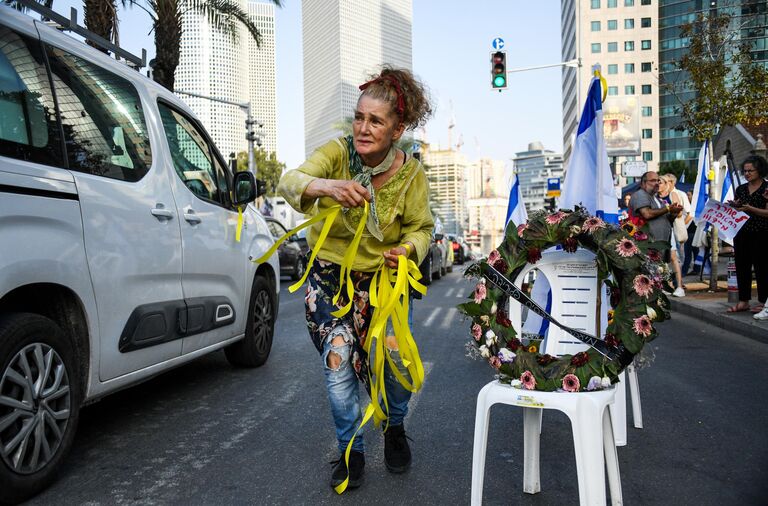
left=277, top=66, right=433, bottom=489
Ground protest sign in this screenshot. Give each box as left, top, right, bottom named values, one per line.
left=700, top=199, right=750, bottom=242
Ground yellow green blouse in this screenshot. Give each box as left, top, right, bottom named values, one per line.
left=277, top=138, right=434, bottom=272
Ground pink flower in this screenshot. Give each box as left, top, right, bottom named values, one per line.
left=489, top=356, right=501, bottom=369
left=521, top=370, right=536, bottom=390
left=647, top=248, right=662, bottom=262
left=473, top=283, right=487, bottom=304
left=632, top=315, right=653, bottom=337
left=527, top=247, right=542, bottom=264
left=633, top=274, right=654, bottom=297
left=545, top=211, right=567, bottom=225
left=634, top=231, right=648, bottom=241
left=517, top=224, right=528, bottom=237
left=488, top=249, right=501, bottom=265
left=615, top=238, right=639, bottom=258
left=471, top=323, right=482, bottom=341
left=582, top=217, right=606, bottom=233
left=562, top=374, right=581, bottom=392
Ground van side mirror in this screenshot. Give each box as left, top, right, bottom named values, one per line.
left=256, top=179, right=268, bottom=198
left=232, top=171, right=257, bottom=205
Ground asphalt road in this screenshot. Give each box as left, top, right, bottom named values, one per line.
left=26, top=268, right=768, bottom=505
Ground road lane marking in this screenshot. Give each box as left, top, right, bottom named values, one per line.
left=439, top=307, right=458, bottom=329
left=445, top=287, right=456, bottom=297
left=423, top=307, right=440, bottom=327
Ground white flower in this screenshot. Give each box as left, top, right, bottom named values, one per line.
left=490, top=302, right=498, bottom=315
left=485, top=330, right=497, bottom=347
left=510, top=379, right=523, bottom=388
left=646, top=306, right=657, bottom=320
left=601, top=376, right=612, bottom=388
left=586, top=376, right=603, bottom=391
left=479, top=345, right=491, bottom=358
left=498, top=348, right=516, bottom=363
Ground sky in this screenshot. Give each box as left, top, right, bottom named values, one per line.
left=53, top=0, right=564, bottom=171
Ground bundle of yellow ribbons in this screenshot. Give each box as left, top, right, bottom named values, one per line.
left=251, top=202, right=427, bottom=494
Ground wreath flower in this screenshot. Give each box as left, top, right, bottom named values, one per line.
left=458, top=208, right=669, bottom=392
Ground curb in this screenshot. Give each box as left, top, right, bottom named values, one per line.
left=668, top=298, right=768, bottom=345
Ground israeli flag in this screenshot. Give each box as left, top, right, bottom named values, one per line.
left=505, top=173, right=528, bottom=227
left=690, top=141, right=710, bottom=222
left=560, top=70, right=618, bottom=222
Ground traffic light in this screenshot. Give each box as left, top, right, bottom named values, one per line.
left=491, top=51, right=507, bottom=90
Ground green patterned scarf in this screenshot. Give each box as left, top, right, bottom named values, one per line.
left=346, top=135, right=396, bottom=241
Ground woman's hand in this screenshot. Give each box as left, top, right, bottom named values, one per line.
left=383, top=245, right=409, bottom=269
left=325, top=179, right=371, bottom=208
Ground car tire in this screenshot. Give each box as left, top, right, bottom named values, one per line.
left=434, top=258, right=442, bottom=280
left=0, top=313, right=81, bottom=505
left=447, top=264, right=453, bottom=273
left=422, top=256, right=433, bottom=286
left=292, top=258, right=305, bottom=281
left=225, top=275, right=275, bottom=367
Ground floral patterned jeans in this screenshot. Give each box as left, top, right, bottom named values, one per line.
left=305, top=260, right=413, bottom=453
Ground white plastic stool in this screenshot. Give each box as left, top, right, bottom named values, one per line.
left=470, top=381, right=622, bottom=506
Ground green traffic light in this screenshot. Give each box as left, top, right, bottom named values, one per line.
left=493, top=75, right=506, bottom=88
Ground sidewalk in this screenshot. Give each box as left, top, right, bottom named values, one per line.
left=667, top=256, right=768, bottom=344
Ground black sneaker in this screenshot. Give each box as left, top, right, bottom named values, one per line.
left=330, top=449, right=365, bottom=489
left=384, top=424, right=411, bottom=473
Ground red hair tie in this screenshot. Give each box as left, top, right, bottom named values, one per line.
left=359, top=75, right=405, bottom=120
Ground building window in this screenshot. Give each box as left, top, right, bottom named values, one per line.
left=643, top=151, right=653, bottom=161
left=641, top=17, right=651, bottom=28
left=608, top=64, right=618, bottom=74
left=625, top=63, right=635, bottom=73
left=625, top=0, right=634, bottom=5
left=591, top=43, right=601, bottom=53
left=608, top=0, right=617, bottom=6
left=608, top=42, right=618, bottom=52
left=641, top=0, right=651, bottom=4
left=591, top=21, right=601, bottom=31
left=625, top=85, right=635, bottom=95
left=642, top=106, right=653, bottom=116
left=641, top=40, right=652, bottom=50
left=625, top=41, right=635, bottom=51
left=608, top=19, right=618, bottom=30
left=642, top=129, right=653, bottom=139
left=608, top=86, right=618, bottom=96
left=641, top=62, right=652, bottom=72
left=642, top=84, right=652, bottom=94
left=625, top=18, right=635, bottom=29
left=591, top=0, right=600, bottom=8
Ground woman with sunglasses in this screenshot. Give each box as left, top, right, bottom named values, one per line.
left=727, top=155, right=768, bottom=320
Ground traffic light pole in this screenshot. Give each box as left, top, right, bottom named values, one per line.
left=174, top=89, right=263, bottom=176
left=506, top=58, right=581, bottom=74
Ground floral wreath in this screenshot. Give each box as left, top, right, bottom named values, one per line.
left=458, top=208, right=671, bottom=392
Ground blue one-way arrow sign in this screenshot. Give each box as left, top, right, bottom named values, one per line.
left=492, top=37, right=504, bottom=50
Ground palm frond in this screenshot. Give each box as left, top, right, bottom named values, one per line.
left=187, top=0, right=262, bottom=46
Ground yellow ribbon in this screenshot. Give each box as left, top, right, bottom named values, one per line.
left=235, top=206, right=243, bottom=243
left=251, top=205, right=342, bottom=293
left=331, top=202, right=370, bottom=318
left=594, top=68, right=608, bottom=103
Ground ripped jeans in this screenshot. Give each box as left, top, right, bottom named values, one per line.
left=305, top=260, right=413, bottom=453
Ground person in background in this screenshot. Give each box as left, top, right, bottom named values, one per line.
left=619, top=193, right=632, bottom=221
left=658, top=175, right=686, bottom=297
left=727, top=155, right=768, bottom=320
left=682, top=190, right=699, bottom=276
left=277, top=66, right=434, bottom=489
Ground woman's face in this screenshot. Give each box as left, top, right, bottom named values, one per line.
left=353, top=95, right=404, bottom=164
left=658, top=178, right=671, bottom=195
left=742, top=162, right=760, bottom=183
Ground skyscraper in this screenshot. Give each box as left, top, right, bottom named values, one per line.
left=176, top=0, right=277, bottom=159
left=513, top=142, right=564, bottom=213
left=302, top=0, right=413, bottom=157
left=561, top=0, right=659, bottom=174
left=422, top=145, right=468, bottom=236
left=659, top=0, right=768, bottom=169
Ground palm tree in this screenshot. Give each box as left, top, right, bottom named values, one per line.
left=83, top=0, right=118, bottom=53
left=122, top=0, right=282, bottom=90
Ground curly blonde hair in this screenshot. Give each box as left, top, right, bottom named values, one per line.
left=359, top=66, right=433, bottom=130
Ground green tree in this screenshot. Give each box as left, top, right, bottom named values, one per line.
left=661, top=8, right=768, bottom=290
left=123, top=0, right=282, bottom=91
left=659, top=160, right=696, bottom=184
left=236, top=148, right=285, bottom=197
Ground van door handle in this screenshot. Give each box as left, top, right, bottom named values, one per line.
left=184, top=209, right=202, bottom=224
left=150, top=204, right=174, bottom=220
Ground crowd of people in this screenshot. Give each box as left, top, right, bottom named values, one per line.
left=620, top=156, right=768, bottom=320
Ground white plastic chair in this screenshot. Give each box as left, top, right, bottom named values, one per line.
left=470, top=250, right=627, bottom=505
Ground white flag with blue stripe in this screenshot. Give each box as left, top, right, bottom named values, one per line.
left=505, top=173, right=528, bottom=227
left=690, top=141, right=710, bottom=222
left=560, top=71, right=618, bottom=222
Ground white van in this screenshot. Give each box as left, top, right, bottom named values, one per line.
left=0, top=5, right=280, bottom=502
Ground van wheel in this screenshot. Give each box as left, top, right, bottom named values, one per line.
left=225, top=275, right=275, bottom=367
left=292, top=258, right=305, bottom=281
left=422, top=257, right=433, bottom=286
left=434, top=259, right=442, bottom=280
left=0, top=313, right=81, bottom=504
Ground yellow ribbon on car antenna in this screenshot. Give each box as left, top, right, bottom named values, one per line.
left=252, top=201, right=426, bottom=494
